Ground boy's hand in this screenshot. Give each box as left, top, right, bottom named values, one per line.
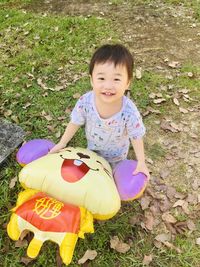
left=48, top=142, right=66, bottom=154
left=132, top=161, right=150, bottom=181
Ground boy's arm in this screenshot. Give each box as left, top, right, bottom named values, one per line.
left=49, top=122, right=80, bottom=153
left=131, top=138, right=150, bottom=180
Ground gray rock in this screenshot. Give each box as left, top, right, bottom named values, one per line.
left=0, top=119, right=25, bottom=164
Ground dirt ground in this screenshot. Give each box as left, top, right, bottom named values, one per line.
left=25, top=0, right=200, bottom=227
left=26, top=0, right=200, bottom=68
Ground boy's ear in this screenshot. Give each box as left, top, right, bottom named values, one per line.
left=127, top=79, right=131, bottom=89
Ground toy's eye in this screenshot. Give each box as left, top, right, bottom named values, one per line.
left=74, top=159, right=83, bottom=166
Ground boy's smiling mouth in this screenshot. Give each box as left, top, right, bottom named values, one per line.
left=102, top=92, right=115, bottom=96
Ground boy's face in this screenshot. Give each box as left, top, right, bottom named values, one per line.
left=90, top=61, right=131, bottom=105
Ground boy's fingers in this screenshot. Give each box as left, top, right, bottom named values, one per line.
left=48, top=148, right=57, bottom=154
left=132, top=169, right=139, bottom=175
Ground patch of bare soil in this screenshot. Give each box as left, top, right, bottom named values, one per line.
left=25, top=0, right=200, bottom=240
left=25, top=0, right=200, bottom=68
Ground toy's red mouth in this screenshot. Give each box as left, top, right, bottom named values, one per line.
left=61, top=159, right=90, bottom=183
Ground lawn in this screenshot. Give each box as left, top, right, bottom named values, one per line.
left=1, top=1, right=200, bottom=266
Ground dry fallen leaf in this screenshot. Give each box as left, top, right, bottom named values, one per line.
left=166, top=186, right=177, bottom=199
left=69, top=60, right=75, bottom=65
left=9, top=176, right=18, bottom=189
left=41, top=111, right=53, bottom=121
left=110, top=236, right=130, bottom=253
left=170, top=122, right=180, bottom=132
left=173, top=221, right=188, bottom=234
left=135, top=67, right=142, bottom=79
left=15, top=239, right=28, bottom=248
left=129, top=214, right=143, bottom=226
left=42, top=92, right=48, bottom=97
left=168, top=61, right=180, bottom=68
left=20, top=230, right=30, bottom=240
left=160, top=198, right=172, bottom=212
left=58, top=116, right=66, bottom=121
left=4, top=110, right=12, bottom=117
left=187, top=72, right=194, bottom=78
left=163, top=241, right=182, bottom=253
left=162, top=212, right=177, bottom=223
left=44, top=114, right=53, bottom=121
left=144, top=211, right=154, bottom=231
left=196, top=238, right=200, bottom=245
left=191, top=178, right=200, bottom=190
left=173, top=98, right=180, bottom=106
left=149, top=93, right=156, bottom=99
left=173, top=199, right=185, bottom=208
left=179, top=107, right=188, bottom=113
left=140, top=196, right=151, bottom=210
left=55, top=130, right=61, bottom=138
left=174, top=192, right=185, bottom=200
left=78, top=250, right=97, bottom=264
left=22, top=102, right=32, bottom=109
left=153, top=240, right=162, bottom=248
left=27, top=72, right=34, bottom=79
left=65, top=108, right=72, bottom=114
left=179, top=88, right=189, bottom=94
left=54, top=85, right=65, bottom=91
left=181, top=201, right=190, bottom=215
left=187, top=219, right=196, bottom=231
left=12, top=77, right=20, bottom=83
left=160, top=120, right=179, bottom=133
left=142, top=254, right=153, bottom=265
left=186, top=193, right=198, bottom=205
left=37, top=78, right=48, bottom=90
left=154, top=233, right=171, bottom=243
left=165, top=222, right=177, bottom=235
left=146, top=157, right=154, bottom=164
left=20, top=257, right=34, bottom=266
left=11, top=115, right=19, bottom=124
left=153, top=98, right=166, bottom=104
left=47, top=125, right=55, bottom=132
left=160, top=168, right=170, bottom=179
left=73, top=93, right=81, bottom=99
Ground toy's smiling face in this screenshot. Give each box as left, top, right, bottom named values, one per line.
left=60, top=149, right=112, bottom=183
left=19, top=147, right=120, bottom=219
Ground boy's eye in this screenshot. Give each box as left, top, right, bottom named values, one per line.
left=114, top=78, right=120, bottom=81
left=98, top=77, right=104, bottom=80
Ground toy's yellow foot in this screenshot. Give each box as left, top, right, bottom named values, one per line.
left=60, top=233, right=78, bottom=265
left=7, top=214, right=21, bottom=241
left=27, top=238, right=43, bottom=258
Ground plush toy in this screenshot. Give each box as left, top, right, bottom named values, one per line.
left=113, top=160, right=148, bottom=201
left=16, top=139, right=55, bottom=166
left=18, top=147, right=121, bottom=220
left=7, top=189, right=94, bottom=265
left=8, top=139, right=147, bottom=265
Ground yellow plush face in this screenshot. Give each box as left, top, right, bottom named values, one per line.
left=19, top=147, right=120, bottom=219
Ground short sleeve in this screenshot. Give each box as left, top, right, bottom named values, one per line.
left=70, top=96, right=86, bottom=126
left=126, top=102, right=146, bottom=139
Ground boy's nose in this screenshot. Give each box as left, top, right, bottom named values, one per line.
left=103, top=81, right=114, bottom=90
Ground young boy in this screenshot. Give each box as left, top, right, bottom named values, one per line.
left=49, top=44, right=150, bottom=179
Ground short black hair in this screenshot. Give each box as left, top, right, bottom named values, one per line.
left=89, top=44, right=134, bottom=80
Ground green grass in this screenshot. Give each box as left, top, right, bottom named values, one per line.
left=1, top=1, right=200, bottom=267
left=0, top=8, right=118, bottom=141
left=147, top=143, right=166, bottom=161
